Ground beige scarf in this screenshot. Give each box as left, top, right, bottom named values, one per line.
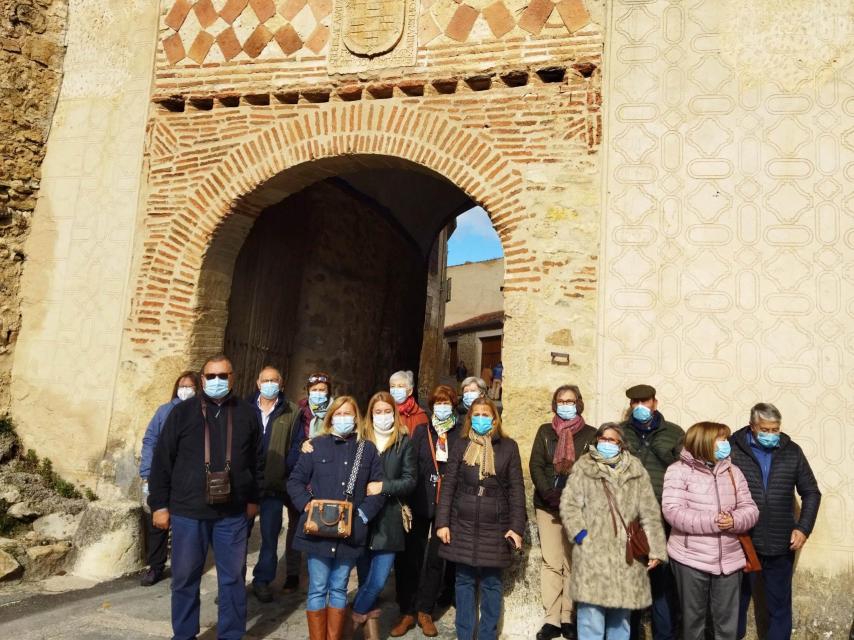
left=462, top=432, right=496, bottom=480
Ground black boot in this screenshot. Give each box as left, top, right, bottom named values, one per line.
left=537, top=623, right=563, bottom=640
left=562, top=622, right=578, bottom=640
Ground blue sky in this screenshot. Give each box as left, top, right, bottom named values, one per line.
left=447, top=206, right=503, bottom=266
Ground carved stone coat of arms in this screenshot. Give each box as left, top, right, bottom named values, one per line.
left=328, top=0, right=418, bottom=73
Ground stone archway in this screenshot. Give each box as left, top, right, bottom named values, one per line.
left=129, top=101, right=527, bottom=369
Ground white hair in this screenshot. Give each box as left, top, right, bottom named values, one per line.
left=460, top=376, right=488, bottom=395
left=750, top=402, right=781, bottom=425
left=389, top=370, right=414, bottom=388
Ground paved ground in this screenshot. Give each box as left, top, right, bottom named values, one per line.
left=0, top=529, right=458, bottom=639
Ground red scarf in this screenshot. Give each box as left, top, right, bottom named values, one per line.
left=398, top=395, right=418, bottom=417
left=552, top=414, right=586, bottom=475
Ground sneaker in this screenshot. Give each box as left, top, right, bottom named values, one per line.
left=282, top=575, right=300, bottom=592
left=253, top=582, right=274, bottom=603
left=562, top=622, right=578, bottom=640
left=536, top=623, right=563, bottom=640
left=140, top=568, right=163, bottom=587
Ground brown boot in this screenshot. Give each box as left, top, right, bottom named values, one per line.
left=307, top=609, right=328, bottom=640
left=418, top=612, right=439, bottom=637
left=351, top=609, right=368, bottom=639
left=363, top=618, right=380, bottom=640
left=327, top=606, right=350, bottom=640
left=389, top=614, right=416, bottom=637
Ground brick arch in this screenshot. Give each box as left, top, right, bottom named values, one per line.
left=131, top=101, right=526, bottom=358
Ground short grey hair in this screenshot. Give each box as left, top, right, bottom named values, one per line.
left=389, top=370, right=414, bottom=388
left=460, top=376, right=488, bottom=395
left=750, top=402, right=781, bottom=425
left=596, top=422, right=625, bottom=445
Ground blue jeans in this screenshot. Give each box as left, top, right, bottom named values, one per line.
left=170, top=513, right=249, bottom=640
left=455, top=563, right=502, bottom=640
left=632, top=562, right=678, bottom=640
left=737, top=552, right=794, bottom=640
left=577, top=603, right=631, bottom=640
left=306, top=554, right=354, bottom=611
left=353, top=550, right=396, bottom=614
left=252, top=497, right=283, bottom=585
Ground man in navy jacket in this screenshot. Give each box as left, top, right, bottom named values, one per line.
left=149, top=354, right=263, bottom=640
left=730, top=402, right=821, bottom=640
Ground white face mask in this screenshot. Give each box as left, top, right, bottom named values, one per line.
left=373, top=413, right=395, bottom=433
left=177, top=387, right=195, bottom=401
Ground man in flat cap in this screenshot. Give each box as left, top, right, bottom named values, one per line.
left=622, top=384, right=684, bottom=640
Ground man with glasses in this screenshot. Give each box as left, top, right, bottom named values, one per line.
left=148, top=354, right=264, bottom=640
left=246, top=365, right=304, bottom=601
left=621, top=384, right=684, bottom=640
left=730, top=403, right=821, bottom=640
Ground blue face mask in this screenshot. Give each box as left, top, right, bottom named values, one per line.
left=756, top=432, right=780, bottom=448
left=259, top=382, right=280, bottom=400
left=596, top=442, right=621, bottom=459
left=462, top=391, right=480, bottom=408
left=471, top=415, right=493, bottom=436
left=390, top=387, right=408, bottom=404
left=433, top=404, right=453, bottom=421
left=556, top=404, right=577, bottom=420
left=714, top=440, right=731, bottom=460
left=204, top=377, right=229, bottom=399
left=632, top=404, right=653, bottom=422
left=331, top=415, right=355, bottom=436
left=309, top=391, right=328, bottom=407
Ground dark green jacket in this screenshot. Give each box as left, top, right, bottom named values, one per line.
left=260, top=399, right=300, bottom=498
left=368, top=433, right=417, bottom=552
left=621, top=412, right=683, bottom=503
left=529, top=422, right=597, bottom=512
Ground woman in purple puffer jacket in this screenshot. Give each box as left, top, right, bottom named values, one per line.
left=662, top=422, right=759, bottom=640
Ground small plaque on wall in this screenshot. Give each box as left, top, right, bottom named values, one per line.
left=328, top=0, right=418, bottom=74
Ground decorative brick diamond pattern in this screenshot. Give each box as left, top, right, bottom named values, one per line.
left=160, top=0, right=594, bottom=65
left=160, top=0, right=329, bottom=64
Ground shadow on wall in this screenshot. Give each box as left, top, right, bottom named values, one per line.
left=223, top=179, right=427, bottom=406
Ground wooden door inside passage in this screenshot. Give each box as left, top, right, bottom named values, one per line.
left=448, top=340, right=458, bottom=375
left=479, top=335, right=502, bottom=373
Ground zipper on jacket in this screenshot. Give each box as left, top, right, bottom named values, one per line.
left=473, top=484, right=482, bottom=565
left=712, top=471, right=724, bottom=574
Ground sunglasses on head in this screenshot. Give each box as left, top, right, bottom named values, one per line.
left=203, top=372, right=231, bottom=380
left=308, top=374, right=329, bottom=384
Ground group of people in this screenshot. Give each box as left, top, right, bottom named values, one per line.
left=140, top=356, right=821, bottom=640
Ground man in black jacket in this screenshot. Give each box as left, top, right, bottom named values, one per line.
left=149, top=354, right=263, bottom=640
left=730, top=402, right=821, bottom=640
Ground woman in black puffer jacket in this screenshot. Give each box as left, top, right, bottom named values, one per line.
left=435, top=397, right=526, bottom=640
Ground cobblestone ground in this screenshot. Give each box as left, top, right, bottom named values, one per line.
left=0, top=527, right=463, bottom=639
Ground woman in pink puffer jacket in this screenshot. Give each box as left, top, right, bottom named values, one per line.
left=662, top=422, right=758, bottom=640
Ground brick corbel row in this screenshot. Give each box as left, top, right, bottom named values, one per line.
left=154, top=61, right=599, bottom=112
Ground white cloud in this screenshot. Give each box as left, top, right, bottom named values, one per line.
left=453, top=207, right=497, bottom=241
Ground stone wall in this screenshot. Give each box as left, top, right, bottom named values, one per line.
left=0, top=0, right=67, bottom=411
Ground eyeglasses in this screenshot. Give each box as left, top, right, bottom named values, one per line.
left=307, top=374, right=329, bottom=384
left=204, top=372, right=231, bottom=380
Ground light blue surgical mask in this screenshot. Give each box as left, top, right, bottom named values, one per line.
left=596, top=442, right=621, bottom=459
left=556, top=404, right=577, bottom=420
left=714, top=440, right=731, bottom=461
left=433, top=404, right=453, bottom=421
left=390, top=387, right=408, bottom=404
left=462, top=391, right=480, bottom=408
left=632, top=404, right=653, bottom=422
left=756, top=432, right=780, bottom=448
left=309, top=391, right=328, bottom=407
left=204, top=377, right=229, bottom=399
left=259, top=382, right=280, bottom=400
left=471, top=415, right=493, bottom=436
left=331, top=415, right=355, bottom=436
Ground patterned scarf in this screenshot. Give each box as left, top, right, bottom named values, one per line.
left=552, top=414, right=586, bottom=475
left=431, top=414, right=455, bottom=462
left=588, top=447, right=630, bottom=478
left=308, top=396, right=331, bottom=438
left=463, top=431, right=496, bottom=481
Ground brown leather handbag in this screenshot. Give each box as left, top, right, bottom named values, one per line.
left=304, top=440, right=364, bottom=539
left=202, top=403, right=232, bottom=505
left=601, top=478, right=650, bottom=565
left=726, top=468, right=762, bottom=573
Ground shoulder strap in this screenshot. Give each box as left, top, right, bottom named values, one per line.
left=426, top=427, right=439, bottom=473
left=726, top=467, right=738, bottom=506
left=201, top=402, right=233, bottom=471
left=345, top=439, right=365, bottom=497
left=600, top=478, right=628, bottom=536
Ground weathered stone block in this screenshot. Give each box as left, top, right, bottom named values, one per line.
left=32, top=512, right=81, bottom=540
left=24, top=542, right=70, bottom=580
left=70, top=500, right=143, bottom=580
left=0, top=549, right=22, bottom=581
left=7, top=501, right=41, bottom=520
